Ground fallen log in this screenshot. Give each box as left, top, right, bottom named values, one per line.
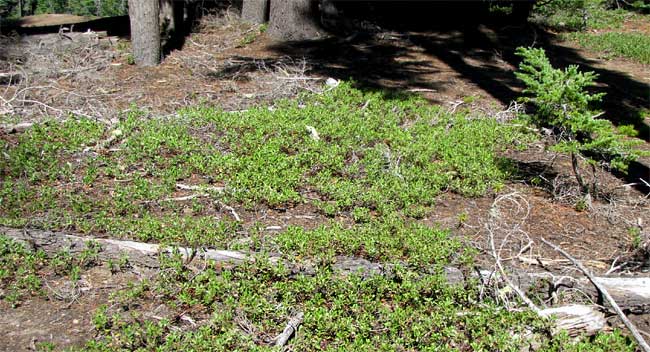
left=539, top=304, right=607, bottom=337
left=0, top=72, right=23, bottom=85
left=2, top=226, right=649, bottom=316
left=0, top=122, right=34, bottom=134
left=541, top=237, right=650, bottom=352
left=1, top=226, right=247, bottom=268
left=475, top=267, right=650, bottom=315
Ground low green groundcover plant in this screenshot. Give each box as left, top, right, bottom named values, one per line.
left=0, top=234, right=101, bottom=307
left=0, top=234, right=638, bottom=351
left=0, top=81, right=640, bottom=351
left=565, top=32, right=650, bottom=65
left=1, top=82, right=529, bottom=246
left=531, top=0, right=632, bottom=31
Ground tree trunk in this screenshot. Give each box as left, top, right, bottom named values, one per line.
left=510, top=1, right=533, bottom=23
left=128, top=0, right=161, bottom=66
left=241, top=0, right=269, bottom=24
left=571, top=152, right=589, bottom=195
left=320, top=0, right=339, bottom=29
left=268, top=0, right=322, bottom=41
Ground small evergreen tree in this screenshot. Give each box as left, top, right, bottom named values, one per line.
left=515, top=46, right=645, bottom=195
left=35, top=0, right=67, bottom=14
left=98, top=0, right=126, bottom=17
left=66, top=0, right=96, bottom=16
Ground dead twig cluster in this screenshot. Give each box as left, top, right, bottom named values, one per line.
left=261, top=56, right=324, bottom=94
left=1, top=31, right=119, bottom=124
left=549, top=174, right=584, bottom=204
left=495, top=100, right=525, bottom=123
left=482, top=191, right=650, bottom=345
left=43, top=279, right=87, bottom=308
left=482, top=192, right=537, bottom=309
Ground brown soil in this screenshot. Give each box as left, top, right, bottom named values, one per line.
left=0, top=266, right=153, bottom=351
left=15, top=14, right=95, bottom=28
left=1, top=8, right=649, bottom=351
left=591, top=15, right=650, bottom=36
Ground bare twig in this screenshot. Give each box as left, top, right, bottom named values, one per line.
left=175, top=183, right=225, bottom=193
left=541, top=237, right=650, bottom=352
left=141, top=194, right=210, bottom=204
left=407, top=88, right=436, bottom=93
left=216, top=201, right=241, bottom=222
left=488, top=220, right=541, bottom=313
left=447, top=100, right=464, bottom=113
left=274, top=312, right=304, bottom=347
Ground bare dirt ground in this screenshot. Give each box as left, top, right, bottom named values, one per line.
left=1, top=8, right=649, bottom=351
left=0, top=267, right=150, bottom=350
left=13, top=14, right=95, bottom=28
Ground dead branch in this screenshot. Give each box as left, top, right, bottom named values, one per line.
left=407, top=88, right=436, bottom=93
left=141, top=194, right=211, bottom=204
left=0, top=71, right=23, bottom=84
left=484, top=193, right=647, bottom=338
left=485, top=192, right=537, bottom=309
left=541, top=237, right=650, bottom=352
left=274, top=312, right=304, bottom=347
left=216, top=201, right=241, bottom=222
left=175, top=183, right=225, bottom=193
left=488, top=223, right=541, bottom=314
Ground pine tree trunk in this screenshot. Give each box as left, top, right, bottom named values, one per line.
left=571, top=152, right=589, bottom=195
left=128, top=0, right=161, bottom=66
left=241, top=0, right=269, bottom=24
left=268, top=0, right=322, bottom=41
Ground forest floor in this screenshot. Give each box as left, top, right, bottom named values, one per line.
left=0, top=6, right=649, bottom=351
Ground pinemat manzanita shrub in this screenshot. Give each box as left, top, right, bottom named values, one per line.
left=515, top=46, right=645, bottom=195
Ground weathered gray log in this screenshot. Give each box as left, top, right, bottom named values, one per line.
left=589, top=277, right=650, bottom=314
left=539, top=304, right=607, bottom=337
left=2, top=226, right=248, bottom=268
left=541, top=237, right=650, bottom=352
left=1, top=122, right=33, bottom=133
left=2, top=226, right=649, bottom=315
left=476, top=267, right=650, bottom=315
left=0, top=72, right=23, bottom=85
